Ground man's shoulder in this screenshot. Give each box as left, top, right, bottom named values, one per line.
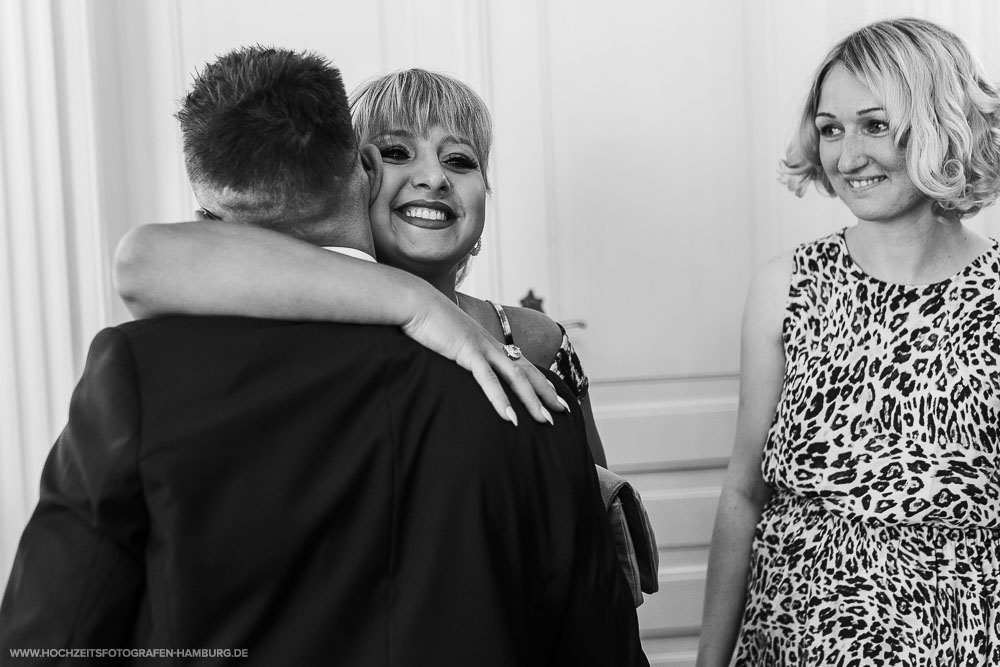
left=113, top=316, right=409, bottom=349
left=104, top=317, right=422, bottom=388
left=115, top=314, right=393, bottom=335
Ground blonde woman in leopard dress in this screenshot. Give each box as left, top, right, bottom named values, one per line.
left=697, top=18, right=1000, bottom=666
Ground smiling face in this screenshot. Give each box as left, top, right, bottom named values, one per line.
left=368, top=124, right=487, bottom=281
left=815, top=63, right=932, bottom=224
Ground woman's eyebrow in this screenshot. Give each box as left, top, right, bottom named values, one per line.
left=375, top=129, right=415, bottom=140
left=815, top=106, right=885, bottom=119
left=440, top=133, right=473, bottom=146
left=373, top=129, right=473, bottom=147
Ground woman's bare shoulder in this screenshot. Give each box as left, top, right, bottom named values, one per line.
left=744, top=251, right=795, bottom=342
left=498, top=304, right=565, bottom=367
left=752, top=252, right=795, bottom=294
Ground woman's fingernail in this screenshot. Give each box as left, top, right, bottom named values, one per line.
left=541, top=406, right=554, bottom=425
left=556, top=396, right=570, bottom=412
left=505, top=406, right=519, bottom=427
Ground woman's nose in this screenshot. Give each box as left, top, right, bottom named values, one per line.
left=837, top=134, right=868, bottom=173
left=410, top=155, right=450, bottom=191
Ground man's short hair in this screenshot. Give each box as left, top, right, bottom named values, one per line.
left=177, top=45, right=356, bottom=206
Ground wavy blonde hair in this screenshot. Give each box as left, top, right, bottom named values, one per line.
left=781, top=17, right=1000, bottom=219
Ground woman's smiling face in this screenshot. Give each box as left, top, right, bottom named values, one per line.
left=367, top=124, right=487, bottom=280
left=815, top=63, right=931, bottom=224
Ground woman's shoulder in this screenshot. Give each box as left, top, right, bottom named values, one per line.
left=751, top=251, right=795, bottom=298
left=755, top=230, right=847, bottom=292
left=466, top=296, right=590, bottom=397
left=502, top=305, right=566, bottom=367
left=460, top=295, right=565, bottom=366
left=744, top=252, right=795, bottom=341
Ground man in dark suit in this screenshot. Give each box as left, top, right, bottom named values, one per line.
left=0, top=46, right=646, bottom=665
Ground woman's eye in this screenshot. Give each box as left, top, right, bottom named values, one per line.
left=867, top=120, right=890, bottom=134
left=817, top=124, right=842, bottom=139
left=444, top=154, right=478, bottom=171
left=379, top=145, right=410, bottom=162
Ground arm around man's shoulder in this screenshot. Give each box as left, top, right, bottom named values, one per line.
left=0, top=327, right=147, bottom=653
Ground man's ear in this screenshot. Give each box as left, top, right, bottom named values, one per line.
left=359, top=144, right=383, bottom=207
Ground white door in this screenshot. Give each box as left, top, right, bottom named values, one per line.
left=485, top=4, right=748, bottom=662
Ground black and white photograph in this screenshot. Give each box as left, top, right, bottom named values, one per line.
left=2, top=1, right=1000, bottom=665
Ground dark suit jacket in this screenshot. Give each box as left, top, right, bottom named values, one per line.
left=1, top=317, right=646, bottom=666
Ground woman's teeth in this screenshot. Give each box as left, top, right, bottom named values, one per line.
left=402, top=206, right=447, bottom=221
left=848, top=177, right=885, bottom=189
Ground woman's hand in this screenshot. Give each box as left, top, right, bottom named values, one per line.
left=401, top=293, right=569, bottom=425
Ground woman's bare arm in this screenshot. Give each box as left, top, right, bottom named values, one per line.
left=695, top=254, right=791, bottom=667
left=113, top=221, right=565, bottom=424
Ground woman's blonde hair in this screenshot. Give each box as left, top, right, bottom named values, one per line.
left=781, top=17, right=1000, bottom=219
left=350, top=68, right=493, bottom=192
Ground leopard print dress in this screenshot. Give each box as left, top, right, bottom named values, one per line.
left=733, top=230, right=1000, bottom=666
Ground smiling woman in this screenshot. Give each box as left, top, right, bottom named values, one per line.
left=348, top=71, right=607, bottom=464
left=350, top=71, right=606, bottom=467
left=697, top=17, right=1000, bottom=667
left=110, top=67, right=609, bottom=468
left=352, top=69, right=493, bottom=292
left=783, top=18, right=1000, bottom=223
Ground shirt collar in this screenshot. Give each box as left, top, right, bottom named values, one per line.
left=322, top=246, right=377, bottom=263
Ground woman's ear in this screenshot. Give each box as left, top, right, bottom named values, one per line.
left=359, top=144, right=383, bottom=207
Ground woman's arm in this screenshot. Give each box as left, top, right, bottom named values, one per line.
left=113, top=221, right=565, bottom=425
left=695, top=254, right=790, bottom=667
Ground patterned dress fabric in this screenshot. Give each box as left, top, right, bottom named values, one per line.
left=734, top=230, right=1000, bottom=666
left=549, top=324, right=590, bottom=400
